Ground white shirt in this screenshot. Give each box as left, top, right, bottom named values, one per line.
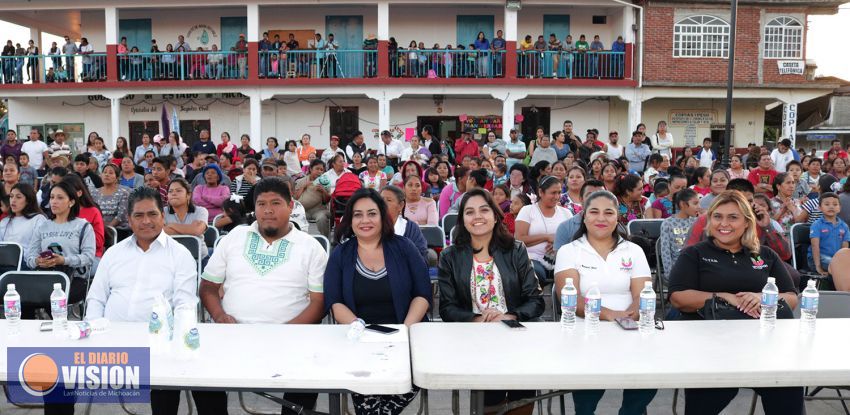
left=321, top=168, right=346, bottom=193
left=85, top=232, right=198, bottom=322
left=771, top=148, right=794, bottom=173
left=650, top=133, right=674, bottom=159
left=516, top=203, right=572, bottom=261
left=0, top=214, right=47, bottom=260
left=698, top=148, right=714, bottom=168
left=554, top=236, right=650, bottom=311
left=400, top=146, right=428, bottom=165
left=320, top=147, right=345, bottom=164
left=377, top=138, right=403, bottom=159
left=201, top=223, right=327, bottom=324
left=606, top=143, right=623, bottom=160
left=21, top=140, right=48, bottom=170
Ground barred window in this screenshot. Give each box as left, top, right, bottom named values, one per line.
left=764, top=17, right=803, bottom=59
left=673, top=15, right=730, bottom=58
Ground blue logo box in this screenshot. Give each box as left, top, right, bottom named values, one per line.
left=6, top=347, right=150, bottom=404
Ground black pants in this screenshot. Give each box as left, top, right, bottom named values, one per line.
left=483, top=390, right=535, bottom=407
left=281, top=392, right=318, bottom=415
left=150, top=389, right=228, bottom=415
left=684, top=387, right=804, bottom=415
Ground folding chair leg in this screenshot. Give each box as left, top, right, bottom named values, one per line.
left=452, top=390, right=460, bottom=415
left=416, top=389, right=429, bottom=415
left=185, top=390, right=194, bottom=415
left=837, top=389, right=850, bottom=415
left=560, top=394, right=566, bottom=415
left=238, top=391, right=279, bottom=415
left=672, top=388, right=679, bottom=415
left=748, top=391, right=758, bottom=415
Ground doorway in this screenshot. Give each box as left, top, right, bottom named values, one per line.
left=326, top=16, right=364, bottom=78
left=119, top=19, right=152, bottom=50
left=330, top=107, right=359, bottom=150
left=180, top=120, right=212, bottom=148
left=128, top=121, right=160, bottom=149
left=456, top=15, right=494, bottom=47
left=520, top=107, right=551, bottom=146
left=418, top=116, right=460, bottom=142
left=221, top=17, right=248, bottom=51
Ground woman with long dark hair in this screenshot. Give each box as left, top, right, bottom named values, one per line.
left=515, top=176, right=572, bottom=284
left=92, top=164, right=130, bottom=230
left=612, top=173, right=646, bottom=226
left=62, top=174, right=105, bottom=260
left=325, top=188, right=430, bottom=414
left=438, top=188, right=543, bottom=414
left=0, top=183, right=46, bottom=269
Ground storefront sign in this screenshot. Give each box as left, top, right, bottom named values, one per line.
left=777, top=60, right=805, bottom=75
left=669, top=110, right=716, bottom=126
left=187, top=24, right=218, bottom=47
left=782, top=103, right=797, bottom=146
left=683, top=124, right=697, bottom=147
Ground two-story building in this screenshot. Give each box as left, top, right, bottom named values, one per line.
left=0, top=0, right=842, bottom=154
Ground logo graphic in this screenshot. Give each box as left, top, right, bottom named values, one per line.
left=751, top=255, right=767, bottom=270
left=187, top=24, right=218, bottom=46
left=620, top=257, right=633, bottom=271
left=7, top=347, right=150, bottom=404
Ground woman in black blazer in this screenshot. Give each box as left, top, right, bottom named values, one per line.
left=324, top=188, right=431, bottom=415
left=438, top=188, right=544, bottom=414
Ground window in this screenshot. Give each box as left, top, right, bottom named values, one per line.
left=764, top=17, right=803, bottom=59
left=673, top=15, right=730, bottom=58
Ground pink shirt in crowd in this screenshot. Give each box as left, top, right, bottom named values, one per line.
left=192, top=184, right=230, bottom=219
left=404, top=198, right=438, bottom=226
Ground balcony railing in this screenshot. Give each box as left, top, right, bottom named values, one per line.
left=0, top=53, right=107, bottom=84
left=118, top=51, right=248, bottom=81
left=257, top=50, right=378, bottom=79
left=389, top=50, right=506, bottom=79
left=517, top=50, right=625, bottom=79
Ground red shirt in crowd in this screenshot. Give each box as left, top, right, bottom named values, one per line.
left=454, top=138, right=480, bottom=161
left=78, top=206, right=105, bottom=258
left=747, top=167, right=778, bottom=198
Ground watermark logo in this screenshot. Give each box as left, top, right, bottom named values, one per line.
left=7, top=347, right=150, bottom=404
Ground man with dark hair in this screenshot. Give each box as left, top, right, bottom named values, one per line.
left=73, top=153, right=103, bottom=192
left=345, top=130, right=367, bottom=163
left=200, top=177, right=328, bottom=415
left=150, top=157, right=171, bottom=203
left=86, top=187, right=226, bottom=414
left=685, top=178, right=791, bottom=261
left=191, top=129, right=216, bottom=155
left=293, top=159, right=331, bottom=238
left=748, top=153, right=779, bottom=198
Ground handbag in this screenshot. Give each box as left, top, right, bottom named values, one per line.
left=698, top=294, right=793, bottom=320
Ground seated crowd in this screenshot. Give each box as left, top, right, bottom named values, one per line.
left=0, top=121, right=843, bottom=415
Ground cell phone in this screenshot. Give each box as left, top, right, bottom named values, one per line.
left=365, top=324, right=399, bottom=335
left=615, top=317, right=639, bottom=330
left=501, top=320, right=526, bottom=330
left=39, top=250, right=55, bottom=259
left=48, top=244, right=63, bottom=255
left=39, top=321, right=53, bottom=332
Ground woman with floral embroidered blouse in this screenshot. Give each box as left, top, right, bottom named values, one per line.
left=438, top=188, right=543, bottom=415
left=359, top=155, right=387, bottom=190
left=613, top=173, right=647, bottom=226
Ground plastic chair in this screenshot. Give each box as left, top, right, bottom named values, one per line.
left=313, top=234, right=331, bottom=253
left=0, top=271, right=70, bottom=315
left=0, top=242, right=24, bottom=274
left=789, top=223, right=829, bottom=289
left=626, top=219, right=664, bottom=239
left=171, top=235, right=204, bottom=320
left=654, top=238, right=668, bottom=316
left=420, top=226, right=445, bottom=249
left=203, top=226, right=219, bottom=249
left=441, top=213, right=458, bottom=245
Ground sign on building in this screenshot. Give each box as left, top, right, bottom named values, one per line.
left=782, top=103, right=798, bottom=146
left=669, top=110, right=717, bottom=147
left=777, top=61, right=805, bottom=75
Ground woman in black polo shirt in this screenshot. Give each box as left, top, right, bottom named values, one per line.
left=668, top=190, right=800, bottom=415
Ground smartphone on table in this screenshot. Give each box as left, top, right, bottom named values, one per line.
left=615, top=317, right=639, bottom=330
left=365, top=324, right=399, bottom=335
left=501, top=320, right=526, bottom=330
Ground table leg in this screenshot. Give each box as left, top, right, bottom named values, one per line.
left=328, top=393, right=343, bottom=415
left=469, top=390, right=485, bottom=415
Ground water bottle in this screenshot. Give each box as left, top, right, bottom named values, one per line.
left=560, top=278, right=578, bottom=331
left=639, top=281, right=656, bottom=334
left=347, top=318, right=366, bottom=340
left=4, top=284, right=21, bottom=336
left=149, top=293, right=174, bottom=354
left=801, top=280, right=819, bottom=331
left=760, top=277, right=779, bottom=329
left=50, top=283, right=68, bottom=338
left=584, top=283, right=601, bottom=335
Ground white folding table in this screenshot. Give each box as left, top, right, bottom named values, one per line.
left=0, top=321, right=411, bottom=414
left=410, top=319, right=850, bottom=414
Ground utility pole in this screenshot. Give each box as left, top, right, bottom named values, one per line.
left=722, top=0, right=738, bottom=168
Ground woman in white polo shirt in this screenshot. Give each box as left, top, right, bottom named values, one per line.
left=553, top=190, right=657, bottom=414
left=514, top=176, right=572, bottom=285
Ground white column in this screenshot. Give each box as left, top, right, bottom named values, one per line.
left=377, top=1, right=389, bottom=41
left=105, top=7, right=119, bottom=44
left=250, top=94, right=263, bottom=151
left=622, top=7, right=636, bottom=43
left=367, top=90, right=403, bottom=135
left=247, top=3, right=260, bottom=42
left=504, top=8, right=518, bottom=42
left=493, top=91, right=526, bottom=137
left=626, top=90, right=642, bottom=137
left=110, top=98, right=121, bottom=149
left=782, top=103, right=798, bottom=147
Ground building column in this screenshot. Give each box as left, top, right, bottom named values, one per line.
left=377, top=1, right=389, bottom=78
left=104, top=93, right=125, bottom=148
left=504, top=8, right=518, bottom=79
left=249, top=93, right=263, bottom=151
left=29, top=27, right=42, bottom=83
left=782, top=102, right=798, bottom=147
left=626, top=91, right=642, bottom=137
left=367, top=91, right=403, bottom=134
left=105, top=7, right=119, bottom=82
left=247, top=3, right=260, bottom=80
left=493, top=92, right=527, bottom=137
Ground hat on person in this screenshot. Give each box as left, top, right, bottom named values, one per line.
left=367, top=33, right=377, bottom=40
left=153, top=134, right=163, bottom=144
left=239, top=33, right=246, bottom=38
left=330, top=135, right=340, bottom=142
left=589, top=151, right=608, bottom=164
left=463, top=127, right=474, bottom=134
left=261, top=158, right=277, bottom=169
left=54, top=129, right=65, bottom=136
left=381, top=130, right=391, bottom=137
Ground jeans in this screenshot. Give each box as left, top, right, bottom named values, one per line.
left=531, top=259, right=552, bottom=286
left=807, top=253, right=832, bottom=273
left=150, top=390, right=228, bottom=415
left=572, top=389, right=657, bottom=415
left=683, top=387, right=804, bottom=415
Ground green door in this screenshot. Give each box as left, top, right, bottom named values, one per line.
left=119, top=19, right=152, bottom=50
left=325, top=15, right=364, bottom=78
left=456, top=15, right=494, bottom=47
left=220, top=16, right=247, bottom=51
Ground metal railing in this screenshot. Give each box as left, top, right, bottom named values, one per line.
left=257, top=50, right=378, bottom=79
left=517, top=50, right=626, bottom=79
left=0, top=53, right=107, bottom=84
left=389, top=50, right=506, bottom=78
left=118, top=51, right=248, bottom=81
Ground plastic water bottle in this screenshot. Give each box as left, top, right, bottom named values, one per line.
left=801, top=280, right=819, bottom=331
left=347, top=318, right=366, bottom=340
left=639, top=281, right=656, bottom=334
left=760, top=277, right=779, bottom=329
left=584, top=283, right=601, bottom=335
left=4, top=284, right=21, bottom=336
left=50, top=283, right=68, bottom=338
left=560, top=278, right=578, bottom=331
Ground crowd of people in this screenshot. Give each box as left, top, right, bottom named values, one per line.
left=0, top=119, right=844, bottom=415
left=2, top=30, right=627, bottom=83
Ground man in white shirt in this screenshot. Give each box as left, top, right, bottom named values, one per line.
left=320, top=135, right=346, bottom=165
left=21, top=127, right=49, bottom=170
left=344, top=130, right=368, bottom=163
left=606, top=130, right=623, bottom=160
left=200, top=177, right=328, bottom=415
left=376, top=130, right=403, bottom=170
left=770, top=138, right=795, bottom=173
left=696, top=137, right=716, bottom=169
left=85, top=187, right=226, bottom=414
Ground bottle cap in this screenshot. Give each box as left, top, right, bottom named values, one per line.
left=644, top=281, right=652, bottom=288
left=54, top=283, right=61, bottom=289
left=767, top=277, right=776, bottom=284
left=566, top=277, right=573, bottom=284
left=807, top=280, right=816, bottom=287
left=7, top=283, right=14, bottom=290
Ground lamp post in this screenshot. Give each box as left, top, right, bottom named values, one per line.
left=722, top=0, right=738, bottom=168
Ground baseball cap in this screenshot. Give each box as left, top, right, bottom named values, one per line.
left=261, top=158, right=277, bottom=169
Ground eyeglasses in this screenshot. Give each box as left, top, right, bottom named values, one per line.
left=654, top=319, right=665, bottom=330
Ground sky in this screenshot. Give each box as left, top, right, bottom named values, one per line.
left=0, top=4, right=849, bottom=80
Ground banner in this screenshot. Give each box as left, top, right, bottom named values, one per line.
left=782, top=103, right=798, bottom=146
left=777, top=61, right=804, bottom=75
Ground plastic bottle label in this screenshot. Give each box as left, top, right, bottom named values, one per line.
left=184, top=328, right=200, bottom=350
left=802, top=296, right=818, bottom=311
left=761, top=293, right=778, bottom=306
left=640, top=297, right=656, bottom=311
left=50, top=299, right=67, bottom=312
left=149, top=312, right=163, bottom=334
left=562, top=294, right=577, bottom=308
left=585, top=297, right=601, bottom=313
left=4, top=300, right=19, bottom=314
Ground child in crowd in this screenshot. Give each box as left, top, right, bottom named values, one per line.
left=809, top=192, right=850, bottom=275
left=643, top=153, right=663, bottom=186
left=493, top=163, right=507, bottom=187
left=424, top=167, right=444, bottom=202
left=800, top=174, right=839, bottom=224
left=753, top=194, right=785, bottom=234
left=18, top=153, right=38, bottom=188
left=492, top=184, right=511, bottom=213
left=646, top=180, right=672, bottom=219
left=690, top=167, right=711, bottom=196
left=504, top=193, right=531, bottom=235
left=785, top=160, right=809, bottom=199
left=658, top=188, right=700, bottom=282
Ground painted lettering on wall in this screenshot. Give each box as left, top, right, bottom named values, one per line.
left=187, top=24, right=219, bottom=47
left=130, top=106, right=157, bottom=115
left=179, top=105, right=209, bottom=113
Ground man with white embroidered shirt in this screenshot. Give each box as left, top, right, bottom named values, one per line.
left=86, top=187, right=226, bottom=414
left=376, top=130, right=403, bottom=170
left=200, top=177, right=328, bottom=415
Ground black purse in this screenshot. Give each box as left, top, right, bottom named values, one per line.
left=698, top=294, right=793, bottom=320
